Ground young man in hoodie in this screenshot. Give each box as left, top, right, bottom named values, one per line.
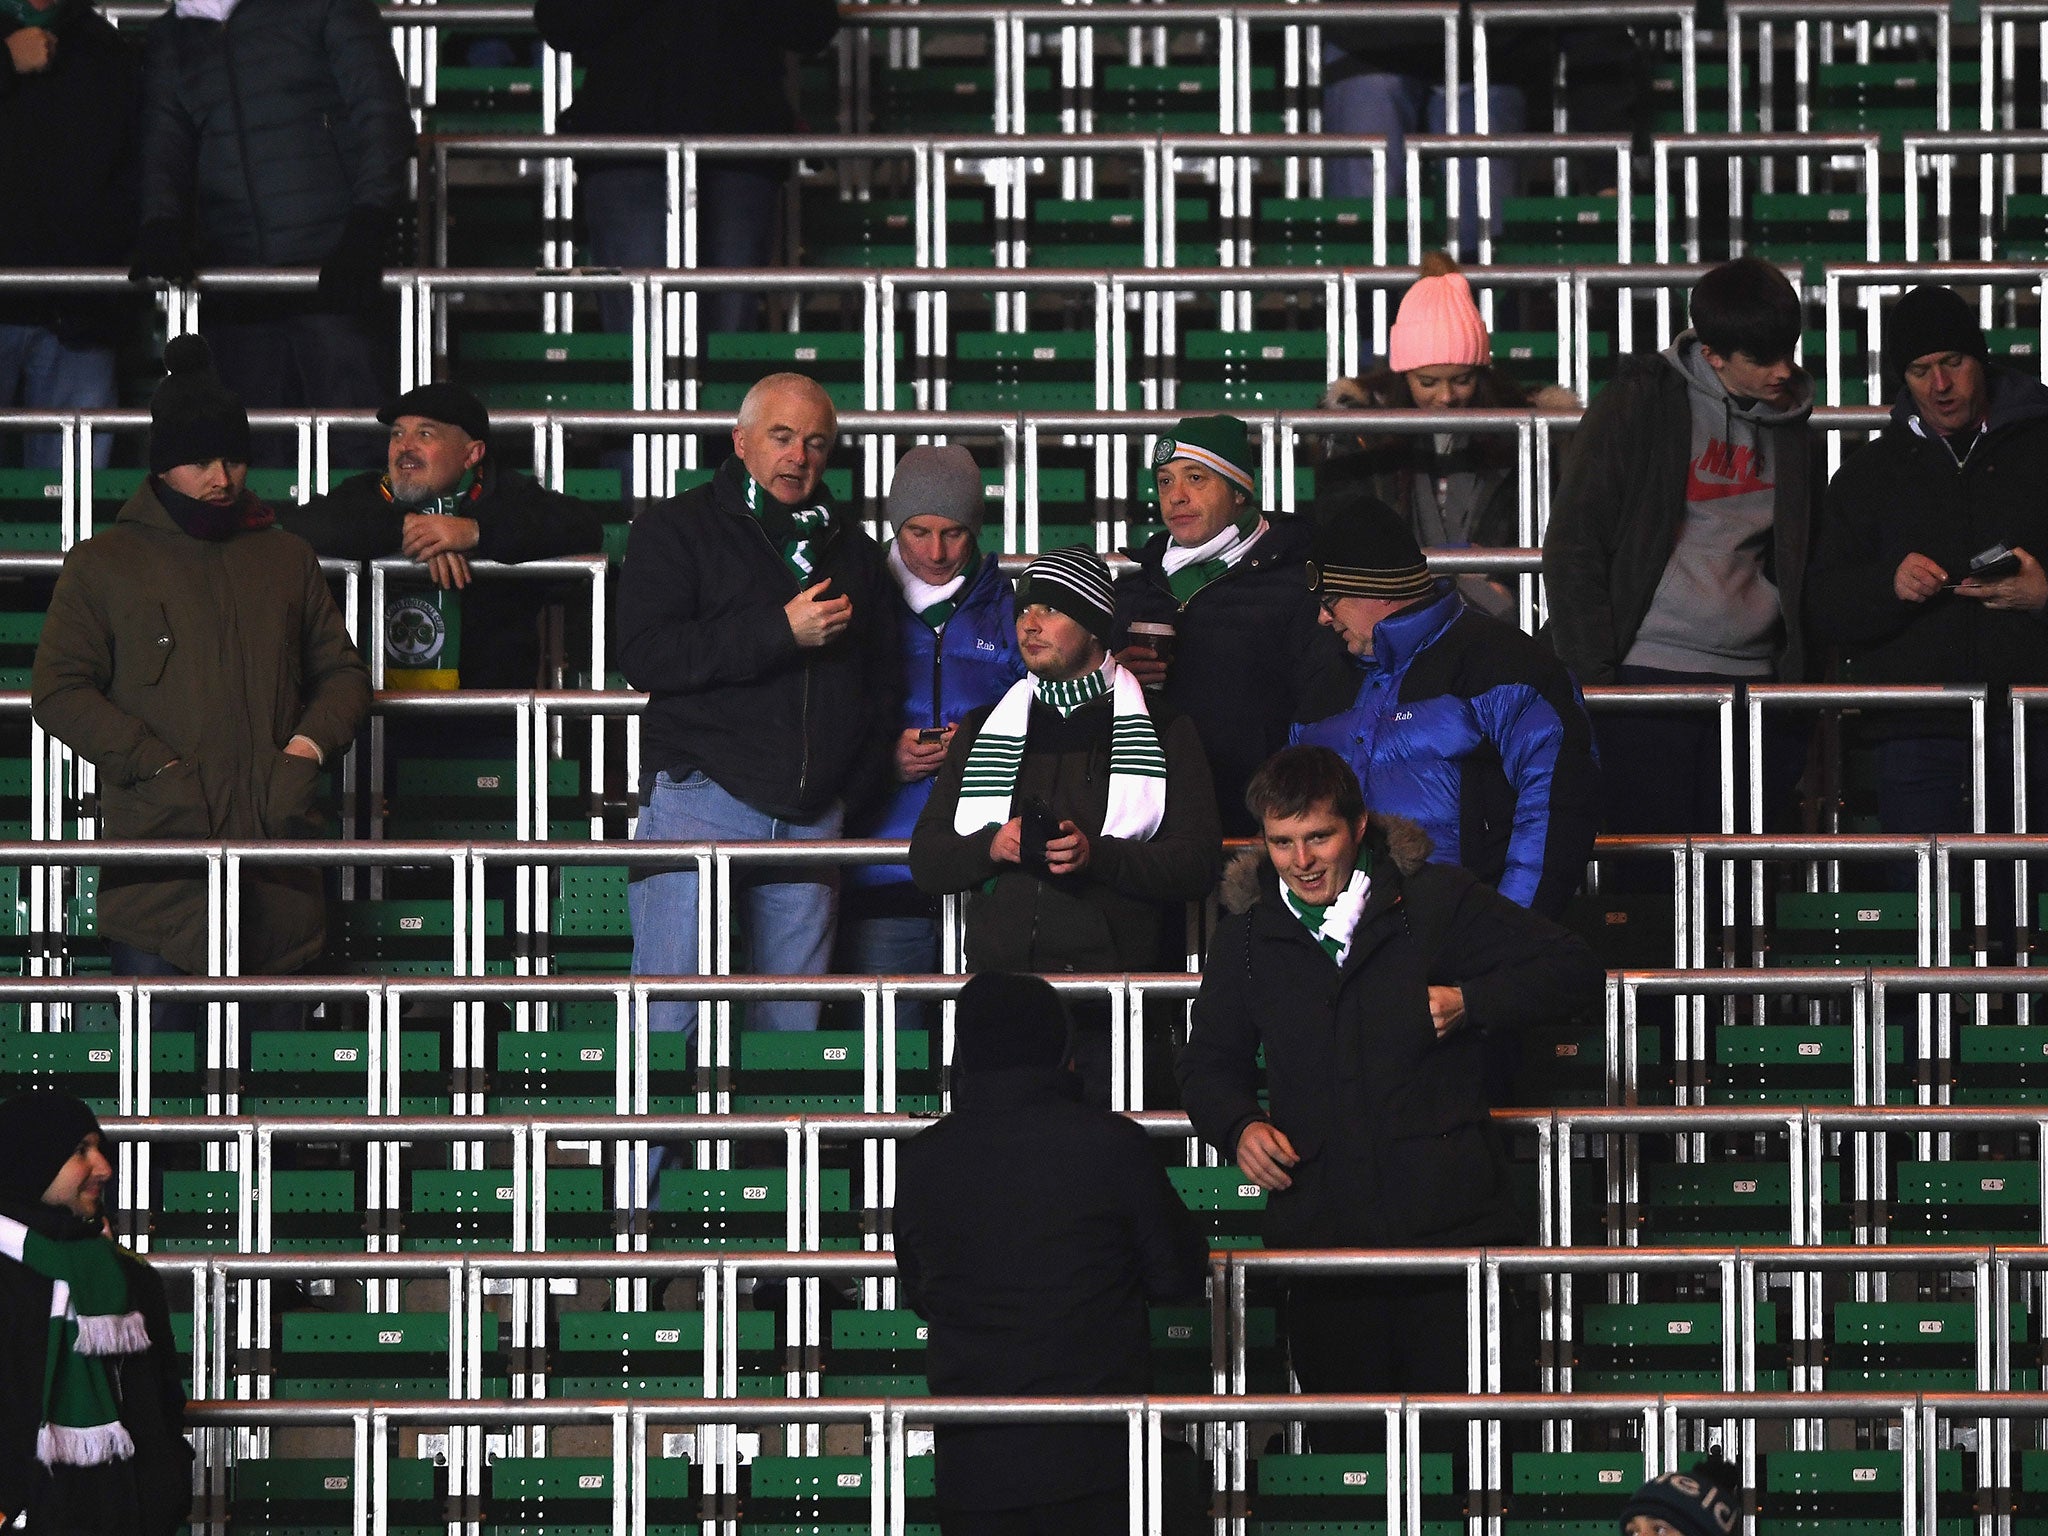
left=1178, top=746, right=1601, bottom=1449
left=838, top=445, right=1023, bottom=1027
left=1810, top=286, right=2048, bottom=873
left=1543, top=257, right=1818, bottom=838
left=0, top=1091, right=192, bottom=1536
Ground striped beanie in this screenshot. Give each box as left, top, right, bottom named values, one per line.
left=1305, top=494, right=1438, bottom=604
left=1018, top=545, right=1116, bottom=643
left=1153, top=415, right=1256, bottom=495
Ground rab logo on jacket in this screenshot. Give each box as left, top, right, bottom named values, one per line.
left=1685, top=439, right=1772, bottom=502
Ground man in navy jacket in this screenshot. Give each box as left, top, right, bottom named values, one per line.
left=1292, top=493, right=1599, bottom=920
left=839, top=446, right=1023, bottom=1023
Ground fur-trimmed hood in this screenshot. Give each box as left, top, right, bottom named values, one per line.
left=1219, top=812, right=1434, bottom=915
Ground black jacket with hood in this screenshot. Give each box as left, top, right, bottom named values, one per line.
left=893, top=1065, right=1207, bottom=1511
left=280, top=456, right=605, bottom=692
left=1176, top=816, right=1604, bottom=1249
left=1808, top=365, right=2048, bottom=727
left=618, top=455, right=901, bottom=823
left=0, top=1199, right=192, bottom=1536
left=1542, top=340, right=1818, bottom=685
left=139, top=0, right=414, bottom=267
left=1109, top=516, right=1348, bottom=837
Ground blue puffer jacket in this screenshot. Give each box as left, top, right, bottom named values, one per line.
left=847, top=553, right=1024, bottom=889
left=1291, top=587, right=1601, bottom=918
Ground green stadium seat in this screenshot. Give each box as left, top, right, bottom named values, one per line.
left=275, top=1306, right=501, bottom=1399
left=822, top=1307, right=928, bottom=1397
left=552, top=1307, right=774, bottom=1398
left=1758, top=1448, right=1966, bottom=1535
left=1574, top=1300, right=1785, bottom=1392
left=1168, top=1165, right=1266, bottom=1250
left=1254, top=1452, right=1459, bottom=1531
left=1827, top=1298, right=2029, bottom=1390
left=1892, top=1159, right=2041, bottom=1244
left=228, top=1454, right=439, bottom=1536
left=240, top=1028, right=445, bottom=1116
left=1508, top=1450, right=1657, bottom=1533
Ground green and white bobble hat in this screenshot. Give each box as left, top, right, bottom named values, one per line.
left=1152, top=414, right=1257, bottom=495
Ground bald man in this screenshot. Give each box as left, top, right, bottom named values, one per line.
left=619, top=372, right=901, bottom=1047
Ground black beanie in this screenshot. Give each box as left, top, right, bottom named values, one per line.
left=1619, top=1456, right=1741, bottom=1536
left=954, top=972, right=1073, bottom=1073
left=0, top=1089, right=104, bottom=1204
left=1884, top=286, right=1989, bottom=379
left=150, top=334, right=252, bottom=475
left=1305, top=490, right=1438, bottom=604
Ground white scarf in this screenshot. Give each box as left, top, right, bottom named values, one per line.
left=1159, top=513, right=1268, bottom=577
left=887, top=539, right=968, bottom=617
left=953, top=657, right=1168, bottom=842
left=176, top=0, right=243, bottom=17
left=1282, top=866, right=1372, bottom=965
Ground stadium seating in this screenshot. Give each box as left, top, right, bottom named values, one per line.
left=12, top=1, right=2048, bottom=1530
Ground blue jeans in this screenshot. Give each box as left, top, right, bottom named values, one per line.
left=579, top=162, right=780, bottom=335
left=107, top=940, right=306, bottom=1034
left=1319, top=59, right=1526, bottom=259
left=628, top=770, right=842, bottom=1039
left=836, top=903, right=940, bottom=1035
left=0, top=323, right=116, bottom=470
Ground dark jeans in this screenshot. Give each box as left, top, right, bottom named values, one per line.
left=1878, top=733, right=2048, bottom=946
left=579, top=162, right=780, bottom=335
left=202, top=311, right=388, bottom=470
left=1599, top=664, right=1811, bottom=838
left=938, top=1489, right=1127, bottom=1536
left=107, top=940, right=306, bottom=1034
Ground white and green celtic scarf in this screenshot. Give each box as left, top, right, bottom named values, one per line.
left=0, top=1214, right=149, bottom=1468
left=952, top=657, right=1168, bottom=842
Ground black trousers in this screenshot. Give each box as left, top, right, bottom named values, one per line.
left=1284, top=1274, right=1472, bottom=1453
left=939, top=1488, right=1127, bottom=1536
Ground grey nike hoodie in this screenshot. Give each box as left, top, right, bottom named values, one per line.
left=1624, top=331, right=1815, bottom=675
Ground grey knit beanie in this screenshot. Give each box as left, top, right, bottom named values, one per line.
left=886, top=444, right=986, bottom=539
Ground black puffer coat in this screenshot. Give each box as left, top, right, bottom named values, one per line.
left=1110, top=517, right=1348, bottom=835
left=0, top=1200, right=192, bottom=1536
left=1808, top=367, right=2048, bottom=727
left=0, top=5, right=142, bottom=344
left=1177, top=817, right=1603, bottom=1249
left=139, top=0, right=414, bottom=266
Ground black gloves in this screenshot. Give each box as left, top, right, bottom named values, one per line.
left=129, top=219, right=195, bottom=285
left=317, top=205, right=394, bottom=313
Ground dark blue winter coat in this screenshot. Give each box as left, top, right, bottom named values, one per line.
left=1291, top=587, right=1600, bottom=918
left=847, top=553, right=1024, bottom=890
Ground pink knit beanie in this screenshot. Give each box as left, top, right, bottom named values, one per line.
left=1388, top=252, right=1492, bottom=374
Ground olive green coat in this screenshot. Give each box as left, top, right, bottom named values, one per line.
left=31, top=486, right=370, bottom=975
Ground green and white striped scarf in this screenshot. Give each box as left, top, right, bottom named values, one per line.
left=953, top=658, right=1168, bottom=842
left=0, top=1214, right=149, bottom=1468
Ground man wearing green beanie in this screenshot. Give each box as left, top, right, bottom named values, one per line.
left=0, top=1091, right=192, bottom=1534
left=1112, top=414, right=1347, bottom=836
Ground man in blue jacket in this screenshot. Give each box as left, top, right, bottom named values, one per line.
left=840, top=445, right=1024, bottom=1025
left=1293, top=492, right=1599, bottom=920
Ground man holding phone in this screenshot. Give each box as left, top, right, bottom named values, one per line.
left=911, top=546, right=1222, bottom=1102
left=1810, top=285, right=2048, bottom=857
left=619, top=372, right=901, bottom=1043
left=840, top=445, right=1024, bottom=1022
